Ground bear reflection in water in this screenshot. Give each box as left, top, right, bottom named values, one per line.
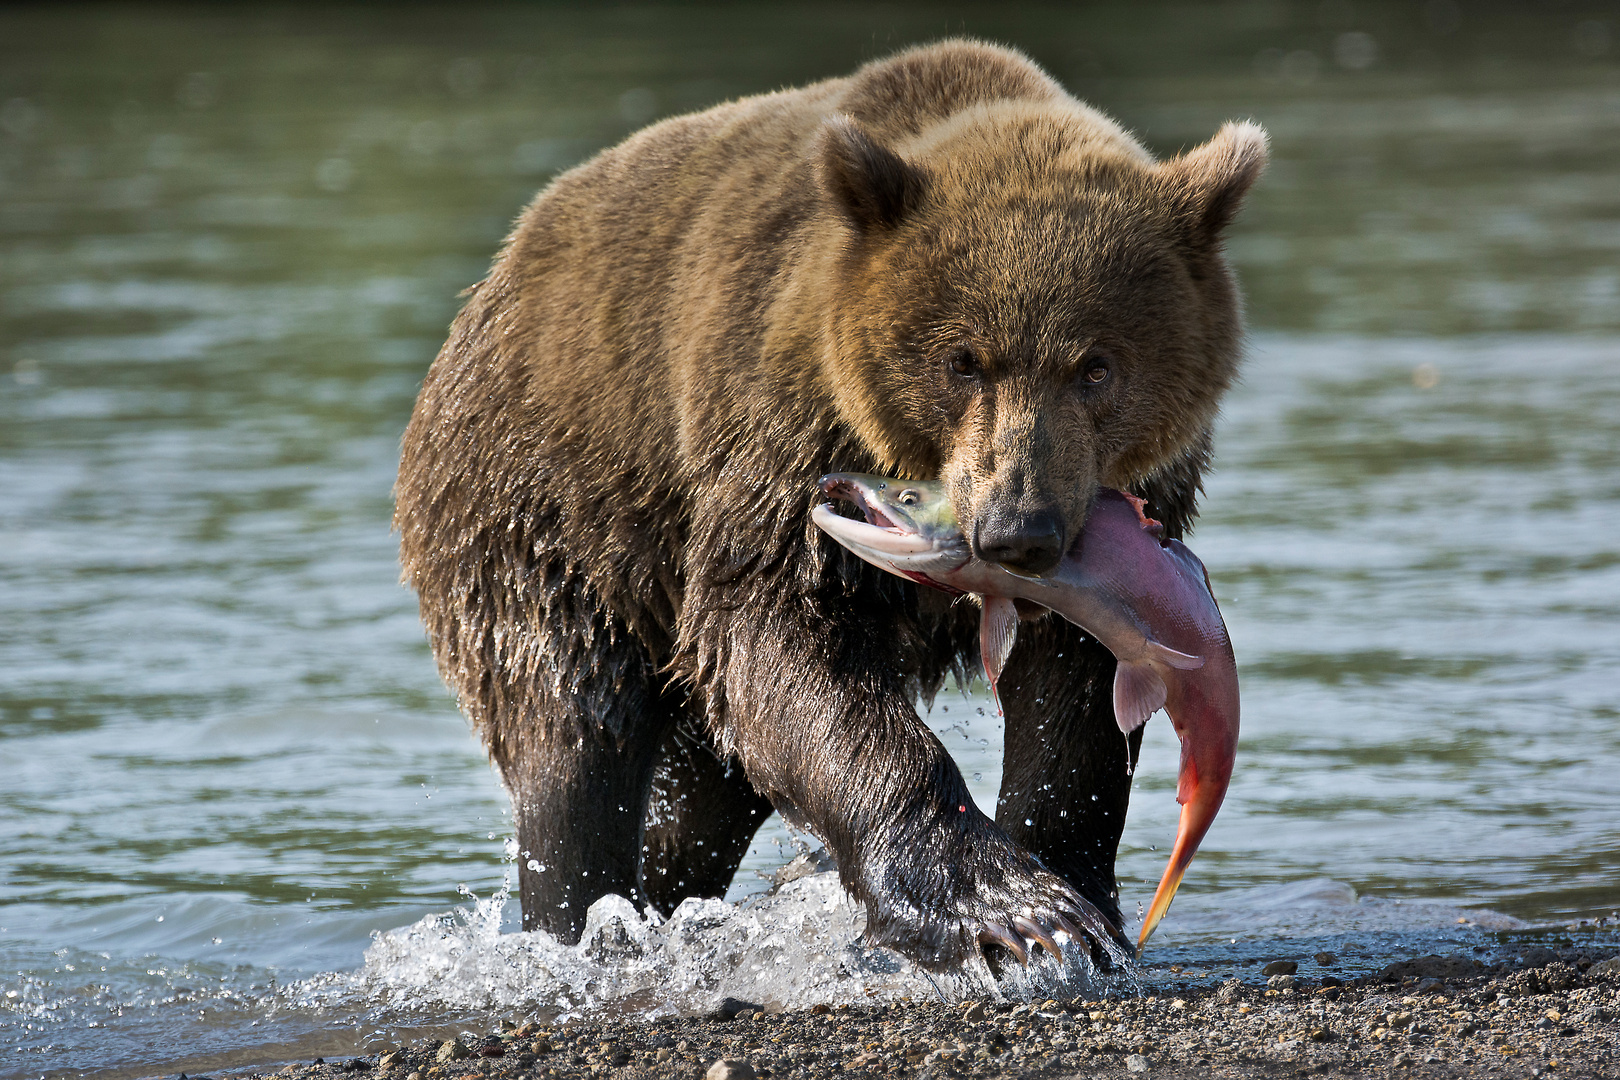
left=395, top=39, right=1265, bottom=969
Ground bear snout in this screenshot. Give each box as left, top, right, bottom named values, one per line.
left=972, top=505, right=1066, bottom=576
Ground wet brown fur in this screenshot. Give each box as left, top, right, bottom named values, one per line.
left=395, top=40, right=1265, bottom=965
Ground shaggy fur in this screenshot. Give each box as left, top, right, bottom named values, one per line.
left=395, top=39, right=1265, bottom=965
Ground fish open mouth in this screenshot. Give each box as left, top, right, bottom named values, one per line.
left=812, top=474, right=970, bottom=587
left=819, top=475, right=905, bottom=532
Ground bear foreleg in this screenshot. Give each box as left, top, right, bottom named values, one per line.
left=995, top=615, right=1143, bottom=932
left=704, top=602, right=1124, bottom=969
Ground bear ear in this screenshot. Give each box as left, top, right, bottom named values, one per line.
left=1159, top=121, right=1268, bottom=243
left=818, top=115, right=926, bottom=232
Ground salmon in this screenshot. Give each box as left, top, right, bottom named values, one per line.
left=812, top=474, right=1240, bottom=949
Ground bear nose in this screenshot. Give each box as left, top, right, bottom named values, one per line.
left=974, top=508, right=1066, bottom=576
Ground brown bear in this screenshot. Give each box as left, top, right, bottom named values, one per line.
left=395, top=39, right=1265, bottom=967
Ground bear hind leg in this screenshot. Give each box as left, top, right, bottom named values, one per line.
left=639, top=720, right=774, bottom=916
left=501, top=629, right=678, bottom=944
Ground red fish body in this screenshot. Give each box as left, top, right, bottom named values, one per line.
left=812, top=477, right=1240, bottom=949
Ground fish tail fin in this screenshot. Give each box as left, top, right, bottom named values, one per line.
left=1112, top=661, right=1167, bottom=734
left=979, top=596, right=1018, bottom=706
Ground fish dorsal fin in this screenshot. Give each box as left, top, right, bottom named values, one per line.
left=1112, top=661, right=1167, bottom=734
left=979, top=595, right=1019, bottom=703
left=1147, top=641, right=1206, bottom=671
left=1123, top=492, right=1164, bottom=538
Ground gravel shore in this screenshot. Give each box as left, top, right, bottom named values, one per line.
left=236, top=947, right=1620, bottom=1080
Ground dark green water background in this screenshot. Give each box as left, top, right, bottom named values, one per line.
left=2, top=3, right=1617, bottom=1076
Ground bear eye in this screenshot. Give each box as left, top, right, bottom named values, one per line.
left=898, top=489, right=920, bottom=506
left=1080, top=356, right=1112, bottom=386
left=947, top=348, right=979, bottom=379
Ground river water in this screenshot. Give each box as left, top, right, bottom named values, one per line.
left=2, top=4, right=1618, bottom=1077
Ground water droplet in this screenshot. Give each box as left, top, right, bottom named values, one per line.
left=1024, top=818, right=1034, bottom=827
left=1090, top=794, right=1099, bottom=801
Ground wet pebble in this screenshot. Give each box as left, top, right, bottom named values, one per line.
left=434, top=1039, right=468, bottom=1063
left=226, top=945, right=1620, bottom=1080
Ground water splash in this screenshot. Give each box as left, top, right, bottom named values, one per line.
left=292, top=871, right=1126, bottom=1022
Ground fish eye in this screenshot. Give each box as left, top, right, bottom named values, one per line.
left=1081, top=355, right=1112, bottom=385
left=898, top=490, right=920, bottom=506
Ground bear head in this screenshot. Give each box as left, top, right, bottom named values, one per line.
left=816, top=103, right=1267, bottom=574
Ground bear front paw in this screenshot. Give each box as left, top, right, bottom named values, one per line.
left=962, top=862, right=1128, bottom=971
left=859, top=842, right=1129, bottom=971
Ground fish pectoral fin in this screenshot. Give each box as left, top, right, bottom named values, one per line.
left=1146, top=640, right=1205, bottom=671
left=1112, top=661, right=1168, bottom=734
left=979, top=595, right=1019, bottom=696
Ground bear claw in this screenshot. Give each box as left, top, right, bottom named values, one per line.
left=1052, top=911, right=1087, bottom=944
left=976, top=922, right=1029, bottom=965
left=1012, top=915, right=1062, bottom=960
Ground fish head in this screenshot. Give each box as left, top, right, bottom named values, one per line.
left=812, top=473, right=971, bottom=588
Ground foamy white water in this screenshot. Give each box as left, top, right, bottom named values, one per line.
left=291, top=873, right=1124, bottom=1024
